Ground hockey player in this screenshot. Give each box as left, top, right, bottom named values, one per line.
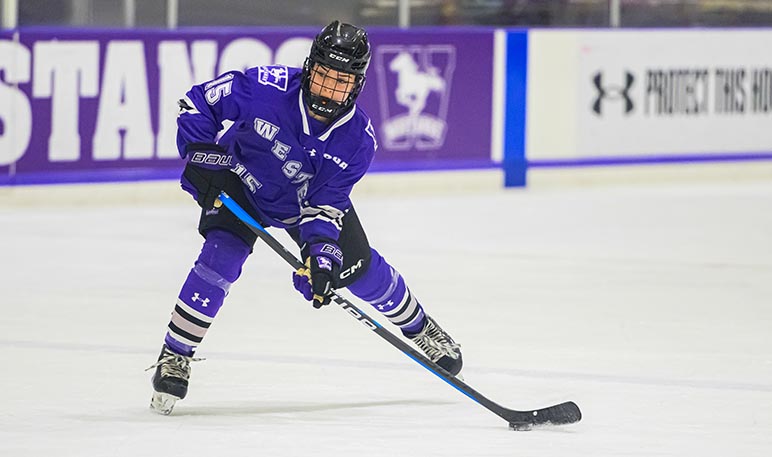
left=147, top=21, right=463, bottom=415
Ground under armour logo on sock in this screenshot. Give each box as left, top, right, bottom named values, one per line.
left=377, top=300, right=394, bottom=311
left=191, top=292, right=210, bottom=307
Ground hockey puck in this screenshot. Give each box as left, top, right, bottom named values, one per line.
left=508, top=422, right=532, bottom=431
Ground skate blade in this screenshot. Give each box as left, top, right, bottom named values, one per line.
left=150, top=392, right=179, bottom=415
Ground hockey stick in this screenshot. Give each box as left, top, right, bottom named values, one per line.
left=217, top=191, right=581, bottom=430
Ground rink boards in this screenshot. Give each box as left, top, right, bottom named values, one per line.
left=0, top=27, right=496, bottom=186
left=1, top=27, right=772, bottom=186
left=508, top=29, right=772, bottom=186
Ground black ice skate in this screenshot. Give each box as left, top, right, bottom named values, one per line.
left=406, top=316, right=463, bottom=376
left=146, top=345, right=203, bottom=415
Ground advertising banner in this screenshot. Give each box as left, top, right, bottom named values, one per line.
left=0, top=28, right=495, bottom=185
left=526, top=30, right=772, bottom=160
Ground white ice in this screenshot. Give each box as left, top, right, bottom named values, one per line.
left=1, top=173, right=771, bottom=457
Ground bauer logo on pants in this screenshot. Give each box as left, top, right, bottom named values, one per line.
left=374, top=45, right=456, bottom=151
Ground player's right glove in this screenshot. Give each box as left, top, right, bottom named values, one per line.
left=181, top=143, right=234, bottom=209
left=292, top=241, right=343, bottom=309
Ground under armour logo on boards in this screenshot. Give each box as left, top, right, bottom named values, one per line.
left=191, top=292, right=210, bottom=307
left=592, top=71, right=635, bottom=115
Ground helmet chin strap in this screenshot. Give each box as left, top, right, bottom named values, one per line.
left=307, top=98, right=339, bottom=122
left=304, top=79, right=358, bottom=121
left=309, top=96, right=340, bottom=118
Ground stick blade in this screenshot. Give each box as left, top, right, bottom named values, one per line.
left=504, top=401, right=582, bottom=430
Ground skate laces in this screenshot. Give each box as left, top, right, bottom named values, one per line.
left=145, top=349, right=205, bottom=379
left=410, top=318, right=461, bottom=361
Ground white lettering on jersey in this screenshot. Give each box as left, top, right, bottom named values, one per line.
left=203, top=73, right=234, bottom=105
left=323, top=152, right=348, bottom=170
left=282, top=160, right=302, bottom=179
left=291, top=172, right=313, bottom=184
left=365, top=119, right=378, bottom=151
left=254, top=118, right=280, bottom=141
left=296, top=181, right=309, bottom=204
left=231, top=163, right=263, bottom=193
left=204, top=80, right=232, bottom=105
left=271, top=140, right=291, bottom=160
left=204, top=73, right=234, bottom=90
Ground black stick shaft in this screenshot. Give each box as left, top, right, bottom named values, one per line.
left=216, top=191, right=581, bottom=427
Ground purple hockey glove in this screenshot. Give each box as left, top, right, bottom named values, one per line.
left=292, top=242, right=343, bottom=309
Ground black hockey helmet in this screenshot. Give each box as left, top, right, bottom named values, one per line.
left=302, top=21, right=371, bottom=120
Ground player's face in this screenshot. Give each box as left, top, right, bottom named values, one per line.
left=309, top=64, right=356, bottom=103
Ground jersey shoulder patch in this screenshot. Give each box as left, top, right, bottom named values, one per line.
left=256, top=65, right=290, bottom=92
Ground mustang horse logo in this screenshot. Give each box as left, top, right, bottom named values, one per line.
left=390, top=52, right=446, bottom=117
left=375, top=45, right=456, bottom=150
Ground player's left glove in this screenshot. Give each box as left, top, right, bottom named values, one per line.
left=292, top=241, right=343, bottom=309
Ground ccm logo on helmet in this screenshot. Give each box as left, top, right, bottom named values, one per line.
left=328, top=53, right=350, bottom=62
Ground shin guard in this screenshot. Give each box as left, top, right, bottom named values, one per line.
left=164, top=230, right=250, bottom=355
left=346, top=249, right=426, bottom=335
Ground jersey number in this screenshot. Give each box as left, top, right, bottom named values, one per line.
left=205, top=81, right=233, bottom=105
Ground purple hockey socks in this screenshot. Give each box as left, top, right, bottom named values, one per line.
left=164, top=230, right=251, bottom=356
left=346, top=249, right=426, bottom=336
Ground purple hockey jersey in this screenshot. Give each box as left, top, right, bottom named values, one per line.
left=176, top=66, right=378, bottom=244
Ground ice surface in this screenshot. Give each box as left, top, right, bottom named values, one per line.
left=1, top=179, right=771, bottom=457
